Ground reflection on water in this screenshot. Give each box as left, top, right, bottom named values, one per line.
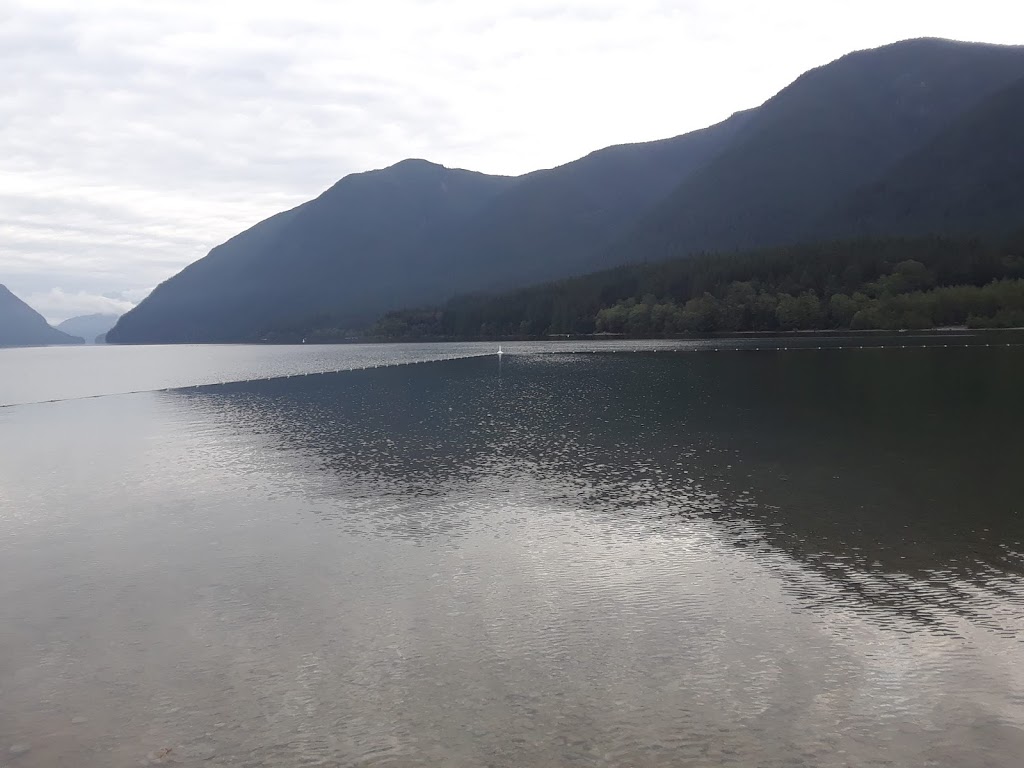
left=0, top=342, right=497, bottom=407
left=3, top=331, right=1019, bottom=408
left=1, top=348, right=1023, bottom=767
left=176, top=350, right=1024, bottom=621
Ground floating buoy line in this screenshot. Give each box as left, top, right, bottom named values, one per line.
left=1, top=342, right=1020, bottom=409
left=573, top=341, right=1023, bottom=354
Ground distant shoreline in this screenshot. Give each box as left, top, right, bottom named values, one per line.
left=13, top=326, right=1024, bottom=349
left=314, top=326, right=1024, bottom=346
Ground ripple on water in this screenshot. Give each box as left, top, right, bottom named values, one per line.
left=1, top=349, right=1023, bottom=767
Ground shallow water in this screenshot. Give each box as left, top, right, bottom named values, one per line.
left=1, top=344, right=1022, bottom=766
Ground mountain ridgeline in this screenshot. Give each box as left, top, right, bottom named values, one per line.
left=55, top=313, right=121, bottom=344
left=108, top=115, right=752, bottom=343
left=108, top=38, right=1024, bottom=344
left=0, top=285, right=84, bottom=347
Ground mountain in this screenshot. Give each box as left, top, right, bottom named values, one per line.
left=441, top=110, right=754, bottom=290
left=613, top=38, right=1024, bottom=264
left=0, top=285, right=84, bottom=347
left=110, top=161, right=516, bottom=343
left=56, top=313, right=121, bottom=344
left=108, top=114, right=752, bottom=343
left=109, top=38, right=1024, bottom=344
left=833, top=74, right=1024, bottom=237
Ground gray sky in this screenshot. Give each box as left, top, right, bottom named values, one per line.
left=2, top=0, right=1022, bottom=323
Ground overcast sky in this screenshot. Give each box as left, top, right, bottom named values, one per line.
left=2, top=0, right=1022, bottom=322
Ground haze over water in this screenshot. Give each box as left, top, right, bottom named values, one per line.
left=1, top=341, right=1023, bottom=767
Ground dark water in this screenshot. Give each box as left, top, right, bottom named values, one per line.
left=0, top=342, right=498, bottom=407
left=1, top=344, right=1023, bottom=766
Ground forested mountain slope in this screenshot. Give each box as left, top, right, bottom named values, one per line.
left=109, top=161, right=516, bottom=342
left=612, top=38, right=1024, bottom=264
left=833, top=74, right=1024, bottom=237
left=109, top=113, right=751, bottom=343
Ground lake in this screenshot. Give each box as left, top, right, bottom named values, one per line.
left=1, top=339, right=1023, bottom=767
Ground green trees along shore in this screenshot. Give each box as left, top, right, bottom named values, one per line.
left=363, top=237, right=1024, bottom=341
left=594, top=275, right=1024, bottom=335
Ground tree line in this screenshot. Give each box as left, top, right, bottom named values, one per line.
left=343, top=235, right=1024, bottom=340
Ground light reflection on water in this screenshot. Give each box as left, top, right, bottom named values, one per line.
left=1, top=349, right=1023, bottom=767
left=2, top=332, right=1020, bottom=408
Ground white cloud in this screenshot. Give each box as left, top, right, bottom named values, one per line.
left=1, top=0, right=1022, bottom=307
left=22, top=287, right=136, bottom=325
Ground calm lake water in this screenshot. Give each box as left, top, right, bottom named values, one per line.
left=1, top=340, right=1023, bottom=767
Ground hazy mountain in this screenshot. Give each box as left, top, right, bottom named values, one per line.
left=109, top=38, right=1024, bottom=344
left=56, top=313, right=121, bottom=344
left=614, top=38, right=1024, bottom=263
left=0, top=285, right=84, bottom=347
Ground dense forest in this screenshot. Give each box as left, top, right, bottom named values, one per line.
left=349, top=236, right=1024, bottom=341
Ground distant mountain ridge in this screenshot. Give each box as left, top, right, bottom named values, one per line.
left=0, top=285, right=84, bottom=347
left=56, top=313, right=121, bottom=344
left=108, top=38, right=1024, bottom=344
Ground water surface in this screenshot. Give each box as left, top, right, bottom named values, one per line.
left=1, top=343, right=1022, bottom=767
left=3, top=333, right=1016, bottom=407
